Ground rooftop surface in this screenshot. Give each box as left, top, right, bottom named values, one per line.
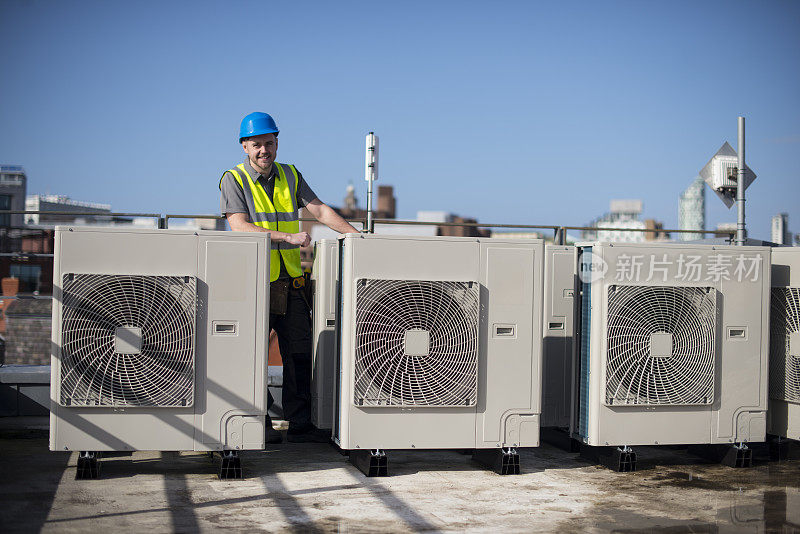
left=1, top=420, right=798, bottom=533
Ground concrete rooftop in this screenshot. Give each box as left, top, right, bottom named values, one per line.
left=1, top=420, right=799, bottom=533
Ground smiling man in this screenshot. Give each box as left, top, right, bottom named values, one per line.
left=219, top=112, right=358, bottom=444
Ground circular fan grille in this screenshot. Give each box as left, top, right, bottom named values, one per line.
left=60, top=274, right=196, bottom=407
left=770, top=288, right=800, bottom=403
left=605, top=285, right=716, bottom=406
left=354, top=279, right=479, bottom=407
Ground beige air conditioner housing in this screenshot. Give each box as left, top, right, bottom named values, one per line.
left=50, top=227, right=270, bottom=452
left=572, top=242, right=771, bottom=447
left=333, top=234, right=544, bottom=450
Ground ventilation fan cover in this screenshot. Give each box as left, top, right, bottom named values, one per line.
left=605, top=285, right=716, bottom=406
left=770, top=288, right=800, bottom=404
left=59, top=274, right=196, bottom=407
left=353, top=279, right=479, bottom=407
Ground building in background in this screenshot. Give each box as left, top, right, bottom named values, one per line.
left=609, top=199, right=643, bottom=220
left=643, top=219, right=668, bottom=241
left=0, top=166, right=47, bottom=359
left=25, top=195, right=118, bottom=225
left=416, top=210, right=489, bottom=238
left=772, top=213, right=791, bottom=245
left=343, top=182, right=358, bottom=211
left=596, top=219, right=668, bottom=243
left=0, top=165, right=27, bottom=228
left=584, top=199, right=668, bottom=242
left=679, top=176, right=705, bottom=241
left=0, top=166, right=46, bottom=294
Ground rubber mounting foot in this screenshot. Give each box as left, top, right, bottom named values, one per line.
left=219, top=450, right=242, bottom=480
left=722, top=445, right=753, bottom=468
left=583, top=446, right=637, bottom=472
left=603, top=447, right=637, bottom=472
left=689, top=444, right=753, bottom=468
left=350, top=449, right=388, bottom=477
left=76, top=451, right=100, bottom=480
left=473, top=447, right=520, bottom=475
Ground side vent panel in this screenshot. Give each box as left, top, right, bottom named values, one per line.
left=577, top=247, right=592, bottom=439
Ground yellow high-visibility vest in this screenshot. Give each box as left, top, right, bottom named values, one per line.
left=220, top=162, right=302, bottom=282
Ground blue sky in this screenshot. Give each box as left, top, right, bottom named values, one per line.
left=1, top=0, right=798, bottom=240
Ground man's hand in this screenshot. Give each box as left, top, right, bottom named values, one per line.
left=225, top=214, right=311, bottom=246
left=285, top=232, right=311, bottom=247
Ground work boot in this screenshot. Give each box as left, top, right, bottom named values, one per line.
left=286, top=422, right=330, bottom=443
left=265, top=416, right=283, bottom=444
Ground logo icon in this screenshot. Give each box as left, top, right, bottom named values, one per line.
left=578, top=251, right=608, bottom=284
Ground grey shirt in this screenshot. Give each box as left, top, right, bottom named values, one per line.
left=219, top=158, right=318, bottom=217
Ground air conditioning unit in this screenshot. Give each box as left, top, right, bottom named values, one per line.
left=333, top=234, right=544, bottom=475
left=50, top=227, right=271, bottom=478
left=311, top=239, right=338, bottom=430
left=572, top=242, right=770, bottom=467
left=768, top=247, right=800, bottom=441
left=541, top=245, right=575, bottom=429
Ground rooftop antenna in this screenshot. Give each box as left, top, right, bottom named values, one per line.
left=365, top=132, right=379, bottom=233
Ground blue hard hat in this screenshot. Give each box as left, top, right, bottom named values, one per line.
left=239, top=112, right=279, bottom=142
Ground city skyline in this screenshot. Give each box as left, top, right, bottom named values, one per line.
left=4, top=162, right=794, bottom=243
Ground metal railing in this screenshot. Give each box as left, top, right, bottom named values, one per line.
left=371, top=218, right=734, bottom=245
left=1, top=209, right=736, bottom=247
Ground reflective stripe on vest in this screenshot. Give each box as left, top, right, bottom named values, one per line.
left=221, top=162, right=303, bottom=282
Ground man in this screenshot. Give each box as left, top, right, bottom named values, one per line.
left=219, top=112, right=358, bottom=443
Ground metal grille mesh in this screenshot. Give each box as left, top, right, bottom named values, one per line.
left=605, top=285, right=716, bottom=406
left=60, top=274, right=196, bottom=407
left=354, top=279, right=479, bottom=407
left=770, top=288, right=800, bottom=403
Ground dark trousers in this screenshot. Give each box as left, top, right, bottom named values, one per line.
left=269, top=288, right=313, bottom=428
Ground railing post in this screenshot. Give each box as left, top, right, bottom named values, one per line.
left=554, top=227, right=566, bottom=245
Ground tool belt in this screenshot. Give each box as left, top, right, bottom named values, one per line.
left=270, top=275, right=311, bottom=316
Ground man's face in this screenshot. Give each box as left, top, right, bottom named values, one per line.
left=242, top=133, right=277, bottom=172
